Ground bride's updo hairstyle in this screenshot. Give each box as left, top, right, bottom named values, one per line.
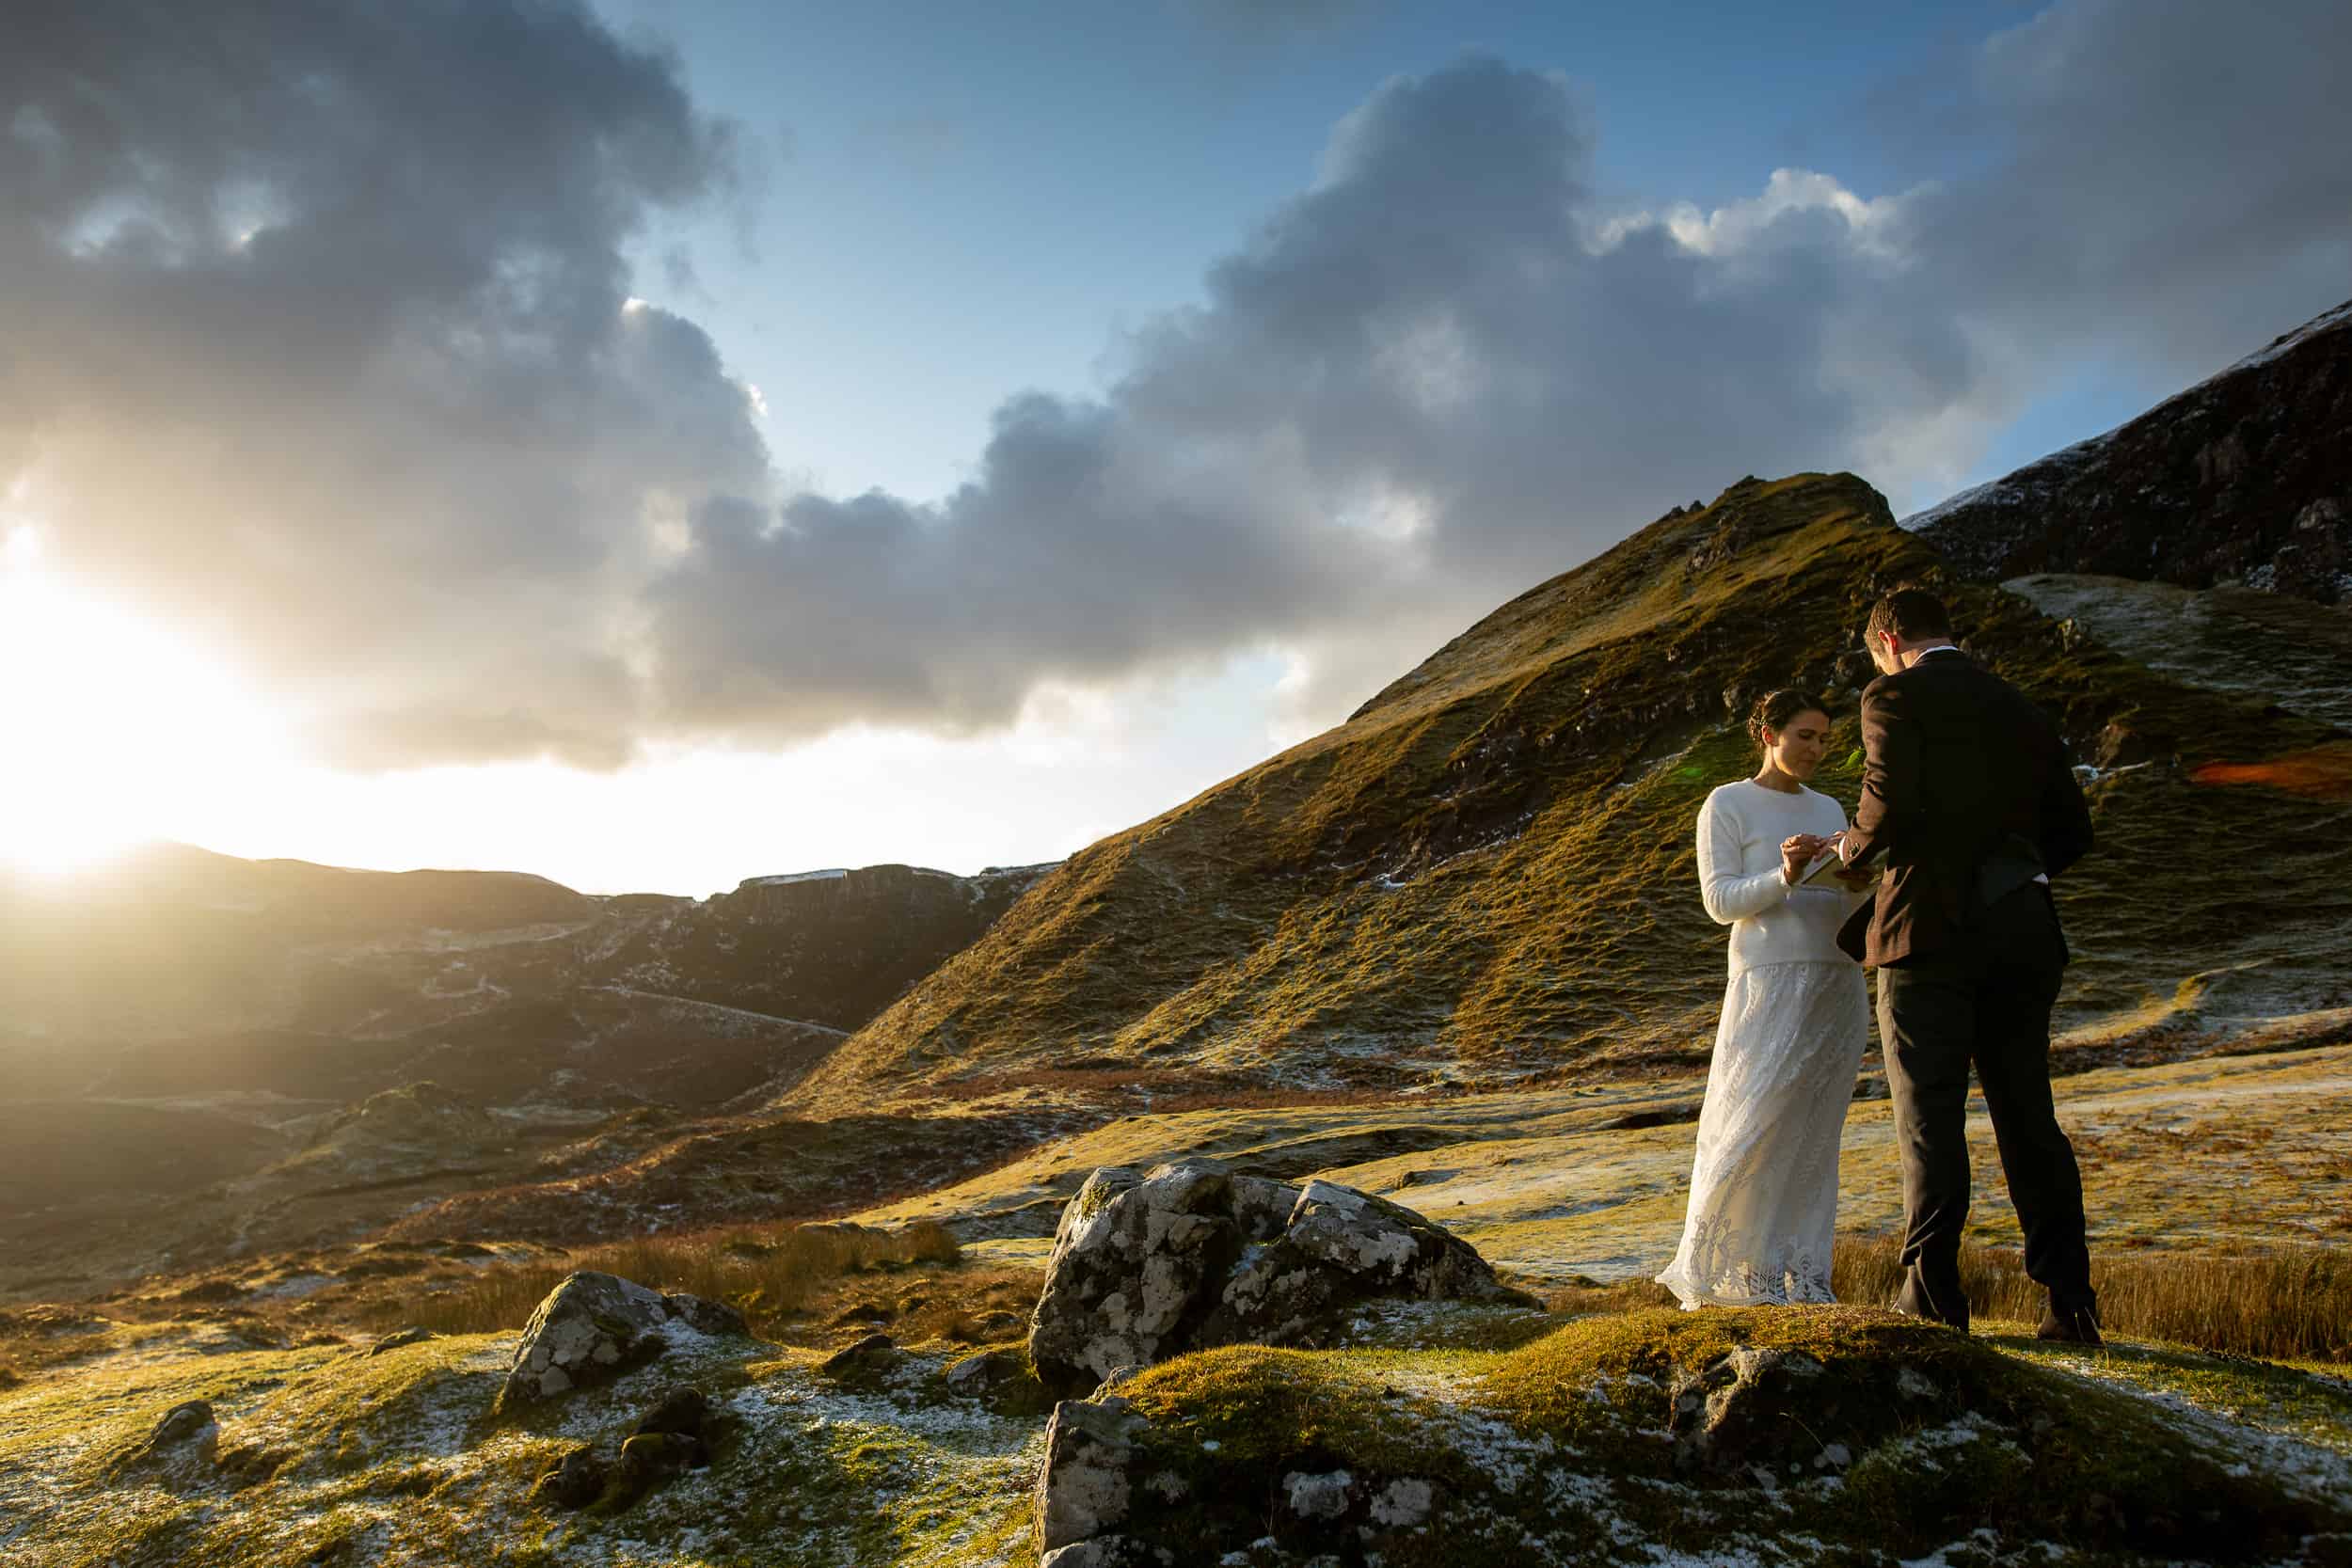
left=1747, top=689, right=1827, bottom=754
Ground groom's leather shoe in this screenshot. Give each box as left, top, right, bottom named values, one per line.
left=1890, top=1270, right=1970, bottom=1334
left=2037, top=1297, right=2104, bottom=1348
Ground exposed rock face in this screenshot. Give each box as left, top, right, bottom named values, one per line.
left=528, top=1446, right=604, bottom=1511
left=106, top=1399, right=219, bottom=1483
left=496, top=1272, right=745, bottom=1413
left=1034, top=1390, right=1442, bottom=1568
left=1028, top=1160, right=1531, bottom=1393
left=611, top=1432, right=702, bottom=1506
left=1911, top=296, right=2352, bottom=601
left=818, top=1331, right=898, bottom=1376
left=1036, top=1395, right=1151, bottom=1556
left=593, top=861, right=1058, bottom=1033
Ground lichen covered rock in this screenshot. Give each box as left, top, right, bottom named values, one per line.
left=1028, top=1159, right=1530, bottom=1393
left=1036, top=1394, right=1149, bottom=1553
left=495, top=1271, right=745, bottom=1413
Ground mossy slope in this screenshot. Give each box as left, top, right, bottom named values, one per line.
left=7, top=1300, right=2347, bottom=1565
left=1100, top=1307, right=2352, bottom=1566
left=0, top=1322, right=1049, bottom=1567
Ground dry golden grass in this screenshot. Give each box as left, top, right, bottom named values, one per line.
left=359, top=1218, right=962, bottom=1341
left=1536, top=1238, right=2352, bottom=1364
left=1832, top=1233, right=2352, bottom=1363
left=1540, top=1275, right=1678, bottom=1317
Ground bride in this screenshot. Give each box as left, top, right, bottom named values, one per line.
left=1657, top=689, right=1873, bottom=1308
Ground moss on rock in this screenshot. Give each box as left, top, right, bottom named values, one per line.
left=1050, top=1306, right=2352, bottom=1567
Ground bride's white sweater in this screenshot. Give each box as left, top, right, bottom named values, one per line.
left=1695, top=779, right=1865, bottom=973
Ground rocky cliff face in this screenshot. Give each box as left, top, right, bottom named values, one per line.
left=588, top=862, right=1056, bottom=1033
left=1911, top=296, right=2352, bottom=600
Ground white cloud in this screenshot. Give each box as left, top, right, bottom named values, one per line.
left=4, top=0, right=2347, bottom=777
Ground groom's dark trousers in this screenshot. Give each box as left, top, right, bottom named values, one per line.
left=1838, top=649, right=2098, bottom=1324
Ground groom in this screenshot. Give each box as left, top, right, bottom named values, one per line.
left=1836, top=586, right=2103, bottom=1344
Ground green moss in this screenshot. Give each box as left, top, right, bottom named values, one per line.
left=1486, top=1307, right=2350, bottom=1561
left=1086, top=1307, right=2352, bottom=1567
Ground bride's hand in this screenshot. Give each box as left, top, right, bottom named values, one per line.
left=1780, top=833, right=1821, bottom=884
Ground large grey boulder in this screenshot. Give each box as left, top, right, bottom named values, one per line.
left=496, top=1271, right=747, bottom=1414
left=1028, top=1159, right=1531, bottom=1393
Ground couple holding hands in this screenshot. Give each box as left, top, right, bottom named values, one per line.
left=1655, top=586, right=2104, bottom=1345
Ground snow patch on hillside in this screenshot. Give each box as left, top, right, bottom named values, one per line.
left=741, top=869, right=848, bottom=888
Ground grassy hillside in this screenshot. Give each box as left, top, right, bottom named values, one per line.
left=794, top=473, right=2352, bottom=1112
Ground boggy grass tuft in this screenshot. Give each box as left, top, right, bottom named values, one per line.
left=1832, top=1233, right=2352, bottom=1363
left=362, top=1219, right=961, bottom=1339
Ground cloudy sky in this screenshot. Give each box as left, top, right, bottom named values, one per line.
left=3, top=0, right=2347, bottom=892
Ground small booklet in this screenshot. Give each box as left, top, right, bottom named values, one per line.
left=1799, top=845, right=1858, bottom=887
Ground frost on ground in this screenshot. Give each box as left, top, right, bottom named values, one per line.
left=855, top=1044, right=2352, bottom=1287
left=1067, top=1307, right=2352, bottom=1567
left=2002, top=574, right=2352, bottom=732
left=0, top=1323, right=1044, bottom=1568
left=7, top=1295, right=2351, bottom=1567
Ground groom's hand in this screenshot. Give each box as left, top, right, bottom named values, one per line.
left=1829, top=828, right=1879, bottom=887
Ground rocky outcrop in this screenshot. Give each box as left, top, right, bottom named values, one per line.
left=1033, top=1388, right=1446, bottom=1568
left=528, top=1445, right=604, bottom=1511
left=105, top=1400, right=220, bottom=1485
left=596, top=862, right=1058, bottom=1032
left=525, top=1385, right=722, bottom=1513
left=496, top=1272, right=746, bottom=1413
left=818, top=1331, right=899, bottom=1377
left=1911, top=296, right=2352, bottom=601
left=1027, top=1160, right=1532, bottom=1394
left=293, top=1082, right=504, bottom=1185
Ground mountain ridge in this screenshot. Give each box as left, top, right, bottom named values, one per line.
left=791, top=468, right=2352, bottom=1116
left=1909, top=293, right=2352, bottom=600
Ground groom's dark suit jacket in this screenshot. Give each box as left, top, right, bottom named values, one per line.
left=1836, top=649, right=2094, bottom=967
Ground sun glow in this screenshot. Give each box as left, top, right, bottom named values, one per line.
left=0, top=528, right=286, bottom=875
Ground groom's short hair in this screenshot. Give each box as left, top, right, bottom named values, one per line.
left=1866, top=586, right=1952, bottom=645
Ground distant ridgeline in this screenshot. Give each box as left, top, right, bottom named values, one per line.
left=0, top=848, right=1054, bottom=1104
left=800, top=452, right=2352, bottom=1111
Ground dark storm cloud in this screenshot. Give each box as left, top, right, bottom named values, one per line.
left=0, top=0, right=764, bottom=768
left=1908, top=0, right=2352, bottom=381
left=7, top=0, right=2350, bottom=766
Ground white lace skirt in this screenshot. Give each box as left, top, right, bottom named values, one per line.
left=1655, top=959, right=1869, bottom=1308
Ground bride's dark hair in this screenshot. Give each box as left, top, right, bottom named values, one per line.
left=1747, top=689, right=1828, bottom=752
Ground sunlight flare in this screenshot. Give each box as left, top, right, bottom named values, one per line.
left=0, top=527, right=284, bottom=873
